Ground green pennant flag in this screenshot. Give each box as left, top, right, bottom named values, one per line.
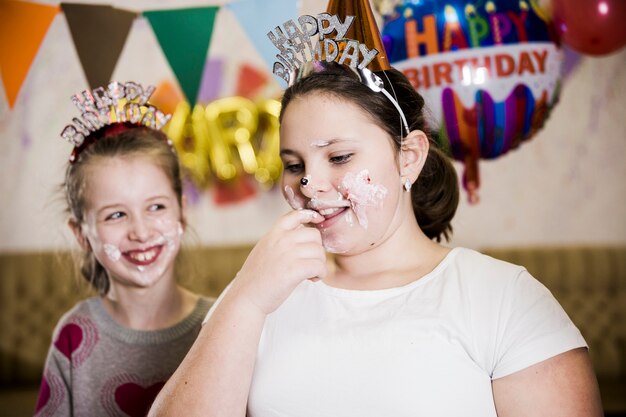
left=144, top=7, right=219, bottom=106
left=61, top=3, right=137, bottom=89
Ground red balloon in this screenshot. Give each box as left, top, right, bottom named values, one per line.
left=553, top=0, right=626, bottom=55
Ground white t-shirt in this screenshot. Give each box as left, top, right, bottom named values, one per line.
left=246, top=247, right=586, bottom=417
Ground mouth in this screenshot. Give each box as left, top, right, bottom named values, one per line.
left=317, top=206, right=347, bottom=218
left=123, top=245, right=163, bottom=266
left=308, top=196, right=351, bottom=225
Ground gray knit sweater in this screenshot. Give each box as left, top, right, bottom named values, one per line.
left=34, top=296, right=213, bottom=417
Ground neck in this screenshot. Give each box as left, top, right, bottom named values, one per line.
left=328, top=215, right=449, bottom=290
left=103, top=278, right=197, bottom=330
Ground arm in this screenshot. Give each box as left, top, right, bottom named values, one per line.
left=149, top=209, right=326, bottom=417
left=492, top=347, right=603, bottom=417
left=34, top=345, right=73, bottom=416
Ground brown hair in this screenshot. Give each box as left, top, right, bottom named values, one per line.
left=64, top=123, right=183, bottom=294
left=279, top=63, right=459, bottom=242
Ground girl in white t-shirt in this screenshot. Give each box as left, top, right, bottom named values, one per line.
left=151, top=61, right=602, bottom=417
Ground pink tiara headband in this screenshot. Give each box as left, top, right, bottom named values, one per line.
left=60, top=81, right=172, bottom=162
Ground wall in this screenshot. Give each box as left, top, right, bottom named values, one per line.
left=0, top=0, right=624, bottom=252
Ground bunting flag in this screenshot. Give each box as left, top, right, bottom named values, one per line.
left=61, top=3, right=137, bottom=89
left=0, top=0, right=59, bottom=108
left=236, top=63, right=269, bottom=98
left=144, top=7, right=219, bottom=106
left=227, top=0, right=298, bottom=73
left=198, top=58, right=223, bottom=103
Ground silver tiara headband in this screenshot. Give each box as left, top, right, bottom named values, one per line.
left=267, top=13, right=409, bottom=134
left=60, top=81, right=172, bottom=149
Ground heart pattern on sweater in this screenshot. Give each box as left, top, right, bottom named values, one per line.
left=33, top=373, right=64, bottom=416
left=54, top=323, right=83, bottom=359
left=115, top=381, right=165, bottom=417
left=52, top=317, right=98, bottom=367
left=34, top=376, right=50, bottom=413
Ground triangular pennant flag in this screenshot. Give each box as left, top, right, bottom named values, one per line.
left=144, top=7, right=219, bottom=106
left=228, top=0, right=297, bottom=73
left=61, top=3, right=137, bottom=89
left=0, top=1, right=59, bottom=108
left=198, top=58, right=223, bottom=103
left=235, top=63, right=268, bottom=98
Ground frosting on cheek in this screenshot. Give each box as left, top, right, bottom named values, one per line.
left=340, top=169, right=388, bottom=229
left=284, top=185, right=305, bottom=210
left=103, top=244, right=121, bottom=261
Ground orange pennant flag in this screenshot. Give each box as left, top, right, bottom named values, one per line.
left=0, top=1, right=59, bottom=108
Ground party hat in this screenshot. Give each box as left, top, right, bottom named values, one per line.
left=326, top=0, right=390, bottom=71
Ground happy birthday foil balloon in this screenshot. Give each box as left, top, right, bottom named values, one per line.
left=381, top=0, right=562, bottom=203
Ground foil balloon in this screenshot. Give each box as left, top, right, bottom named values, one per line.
left=382, top=0, right=562, bottom=203
left=163, top=93, right=283, bottom=197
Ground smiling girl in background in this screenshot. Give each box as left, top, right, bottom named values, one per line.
left=34, top=84, right=213, bottom=417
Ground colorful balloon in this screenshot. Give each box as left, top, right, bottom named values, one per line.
left=381, top=0, right=562, bottom=203
left=552, top=0, right=626, bottom=56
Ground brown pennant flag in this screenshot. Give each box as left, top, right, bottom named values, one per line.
left=61, top=3, right=137, bottom=89
left=0, top=1, right=59, bottom=108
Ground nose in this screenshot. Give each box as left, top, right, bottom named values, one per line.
left=128, top=216, right=152, bottom=242
left=299, top=173, right=333, bottom=199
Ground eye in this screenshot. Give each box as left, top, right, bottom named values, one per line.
left=105, top=211, right=125, bottom=221
left=282, top=161, right=304, bottom=174
left=148, top=203, right=166, bottom=212
left=330, top=153, right=353, bottom=164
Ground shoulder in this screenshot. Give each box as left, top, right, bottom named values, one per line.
left=443, top=247, right=566, bottom=321
left=48, top=297, right=101, bottom=365
left=193, top=296, right=215, bottom=324
left=442, top=247, right=529, bottom=294
left=51, top=297, right=99, bottom=334
left=197, top=295, right=216, bottom=313
left=449, top=247, right=526, bottom=277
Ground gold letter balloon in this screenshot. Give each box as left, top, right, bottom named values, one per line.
left=164, top=96, right=282, bottom=190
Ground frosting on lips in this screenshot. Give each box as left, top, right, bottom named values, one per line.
left=340, top=169, right=387, bottom=229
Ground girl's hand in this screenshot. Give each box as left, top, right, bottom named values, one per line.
left=229, top=209, right=326, bottom=315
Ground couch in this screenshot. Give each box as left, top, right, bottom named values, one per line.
left=0, top=246, right=624, bottom=416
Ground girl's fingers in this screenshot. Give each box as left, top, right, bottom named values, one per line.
left=291, top=226, right=323, bottom=245
left=275, top=209, right=323, bottom=231
left=291, top=241, right=326, bottom=261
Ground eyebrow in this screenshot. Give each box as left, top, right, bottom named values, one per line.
left=280, top=138, right=356, bottom=156
left=95, top=195, right=172, bottom=215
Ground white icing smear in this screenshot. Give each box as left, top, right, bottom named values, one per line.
left=104, top=244, right=121, bottom=261
left=311, top=140, right=330, bottom=147
left=284, top=185, right=304, bottom=210
left=340, top=169, right=387, bottom=228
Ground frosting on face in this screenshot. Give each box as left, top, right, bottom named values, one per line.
left=340, top=169, right=387, bottom=228
left=284, top=185, right=305, bottom=210
left=104, top=244, right=121, bottom=261
left=310, top=140, right=330, bottom=148
left=84, top=218, right=183, bottom=285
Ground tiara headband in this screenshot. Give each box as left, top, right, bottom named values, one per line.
left=267, top=13, right=409, bottom=134
left=268, top=14, right=381, bottom=85
left=60, top=81, right=172, bottom=162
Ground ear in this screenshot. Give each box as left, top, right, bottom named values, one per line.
left=400, top=129, right=429, bottom=183
left=68, top=219, right=91, bottom=251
